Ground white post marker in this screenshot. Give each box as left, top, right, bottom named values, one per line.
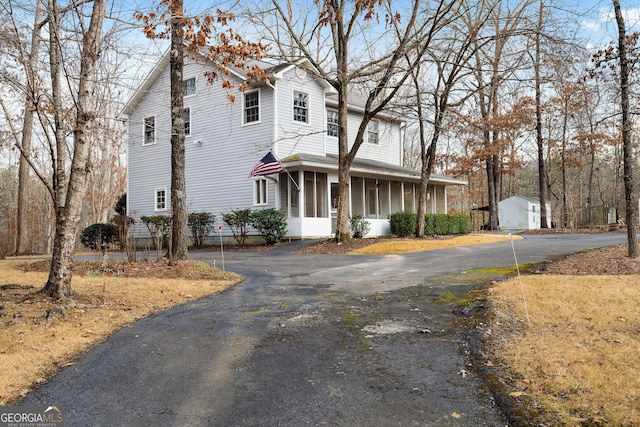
left=218, top=225, right=225, bottom=271
left=509, top=232, right=531, bottom=327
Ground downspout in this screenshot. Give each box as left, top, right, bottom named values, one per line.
left=444, top=187, right=448, bottom=214
left=433, top=186, right=437, bottom=214
left=267, top=78, right=278, bottom=153
left=400, top=121, right=406, bottom=167
left=266, top=78, right=279, bottom=210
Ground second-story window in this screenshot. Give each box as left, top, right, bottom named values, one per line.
left=327, top=109, right=338, bottom=137
left=367, top=119, right=379, bottom=145
left=183, top=78, right=196, bottom=96
left=183, top=107, right=191, bottom=136
left=244, top=90, right=259, bottom=124
left=293, top=91, right=308, bottom=123
left=144, top=116, right=155, bottom=145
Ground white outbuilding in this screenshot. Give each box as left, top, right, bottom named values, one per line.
left=499, top=196, right=551, bottom=230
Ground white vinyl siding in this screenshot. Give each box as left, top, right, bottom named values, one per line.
left=127, top=57, right=419, bottom=241
left=274, top=68, right=326, bottom=157
left=129, top=59, right=274, bottom=231
left=325, top=111, right=402, bottom=166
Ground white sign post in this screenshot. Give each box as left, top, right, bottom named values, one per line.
left=217, top=225, right=225, bottom=271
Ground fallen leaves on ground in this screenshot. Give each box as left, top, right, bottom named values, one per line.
left=0, top=258, right=241, bottom=405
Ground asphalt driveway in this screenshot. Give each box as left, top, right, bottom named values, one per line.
left=22, top=233, right=627, bottom=426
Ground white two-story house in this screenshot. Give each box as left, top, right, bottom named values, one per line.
left=121, top=52, right=465, bottom=241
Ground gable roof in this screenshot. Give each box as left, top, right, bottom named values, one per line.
left=120, top=51, right=170, bottom=118
left=120, top=49, right=271, bottom=118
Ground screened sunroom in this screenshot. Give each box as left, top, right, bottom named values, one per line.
left=276, top=154, right=466, bottom=239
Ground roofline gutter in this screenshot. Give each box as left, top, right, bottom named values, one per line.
left=281, top=158, right=467, bottom=186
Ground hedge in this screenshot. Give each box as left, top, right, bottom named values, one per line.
left=389, top=212, right=471, bottom=236
left=424, top=214, right=471, bottom=236
left=388, top=211, right=417, bottom=237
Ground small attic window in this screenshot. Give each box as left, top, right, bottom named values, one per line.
left=183, top=78, right=196, bottom=96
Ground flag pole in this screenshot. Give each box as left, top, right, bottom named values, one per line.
left=271, top=149, right=300, bottom=191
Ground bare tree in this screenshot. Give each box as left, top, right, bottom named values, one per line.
left=470, top=0, right=534, bottom=230
left=533, top=0, right=548, bottom=228
left=0, top=0, right=48, bottom=255
left=410, top=0, right=493, bottom=237
left=42, top=0, right=108, bottom=299
left=14, top=0, right=45, bottom=254
left=252, top=0, right=457, bottom=241
left=612, top=0, right=637, bottom=257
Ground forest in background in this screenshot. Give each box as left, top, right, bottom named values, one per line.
left=0, top=0, right=638, bottom=257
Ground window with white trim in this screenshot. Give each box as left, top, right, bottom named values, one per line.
left=254, top=178, right=267, bottom=206
left=155, top=188, right=167, bottom=211
left=183, top=107, right=191, bottom=136
left=244, top=90, right=260, bottom=124
left=293, top=91, right=308, bottom=123
left=144, top=116, right=155, bottom=145
left=183, top=78, right=196, bottom=96
left=367, top=119, right=379, bottom=145
left=327, top=109, right=338, bottom=137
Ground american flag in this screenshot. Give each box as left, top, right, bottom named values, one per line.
left=248, top=151, right=285, bottom=178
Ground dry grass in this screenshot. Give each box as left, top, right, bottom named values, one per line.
left=349, top=233, right=522, bottom=254
left=489, top=275, right=640, bottom=426
left=0, top=259, right=241, bottom=405
left=3, top=238, right=637, bottom=427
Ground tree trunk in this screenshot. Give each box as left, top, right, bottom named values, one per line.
left=418, top=105, right=444, bottom=237
left=561, top=97, right=568, bottom=227
left=48, top=0, right=66, bottom=213
left=43, top=0, right=107, bottom=299
left=335, top=81, right=351, bottom=242
left=587, top=130, right=596, bottom=226
left=613, top=0, right=638, bottom=258
left=415, top=71, right=427, bottom=238
left=486, top=152, right=499, bottom=230
left=535, top=0, right=548, bottom=228
left=16, top=0, right=45, bottom=255
left=169, top=0, right=188, bottom=262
